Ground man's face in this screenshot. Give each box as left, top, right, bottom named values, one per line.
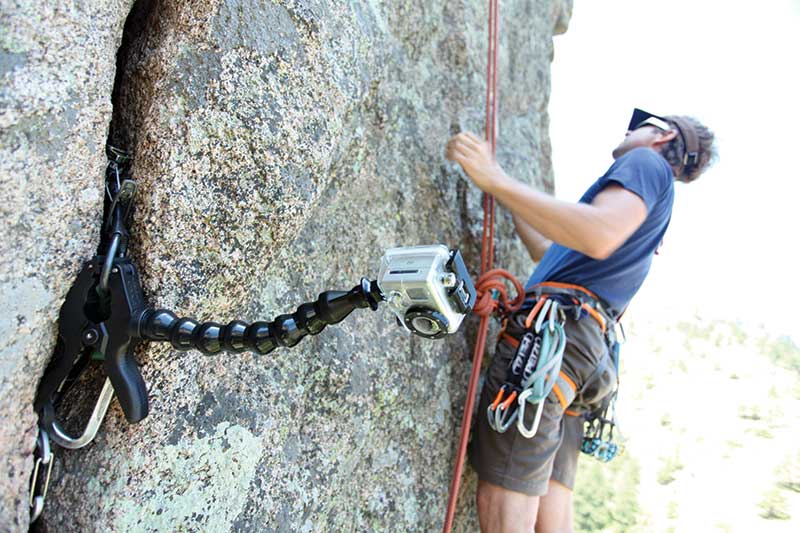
left=612, top=125, right=666, bottom=159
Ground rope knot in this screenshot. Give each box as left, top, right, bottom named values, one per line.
left=472, top=268, right=525, bottom=318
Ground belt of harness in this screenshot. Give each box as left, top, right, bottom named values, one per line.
left=489, top=282, right=626, bottom=460
left=30, top=146, right=480, bottom=522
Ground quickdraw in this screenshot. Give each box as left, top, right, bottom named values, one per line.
left=581, top=389, right=624, bottom=462
left=581, top=328, right=625, bottom=462
left=487, top=297, right=567, bottom=438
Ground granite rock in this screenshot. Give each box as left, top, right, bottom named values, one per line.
left=0, top=0, right=571, bottom=530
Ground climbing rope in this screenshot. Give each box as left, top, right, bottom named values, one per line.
left=442, top=1, right=528, bottom=531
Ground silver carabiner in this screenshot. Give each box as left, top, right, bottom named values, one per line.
left=493, top=402, right=519, bottom=433
left=29, top=430, right=54, bottom=522
left=516, top=389, right=545, bottom=439
left=487, top=388, right=520, bottom=433
left=47, top=378, right=115, bottom=449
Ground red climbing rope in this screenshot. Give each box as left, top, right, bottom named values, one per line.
left=442, top=2, right=526, bottom=531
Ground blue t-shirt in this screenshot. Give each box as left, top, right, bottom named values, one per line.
left=526, top=147, right=674, bottom=317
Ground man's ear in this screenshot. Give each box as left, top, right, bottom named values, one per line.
left=653, top=128, right=678, bottom=148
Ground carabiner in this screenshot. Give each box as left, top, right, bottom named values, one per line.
left=493, top=390, right=519, bottom=433
left=516, top=388, right=545, bottom=439
left=487, top=387, right=519, bottom=433
left=548, top=300, right=559, bottom=332
left=534, top=299, right=552, bottom=334
left=43, top=378, right=115, bottom=449
left=29, top=429, right=53, bottom=522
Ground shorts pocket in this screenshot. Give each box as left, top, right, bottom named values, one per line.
left=574, top=353, right=617, bottom=410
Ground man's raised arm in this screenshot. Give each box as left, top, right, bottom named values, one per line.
left=446, top=132, right=647, bottom=260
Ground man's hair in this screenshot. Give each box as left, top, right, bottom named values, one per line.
left=660, top=115, right=717, bottom=183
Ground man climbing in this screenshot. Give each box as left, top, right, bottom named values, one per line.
left=445, top=109, right=716, bottom=533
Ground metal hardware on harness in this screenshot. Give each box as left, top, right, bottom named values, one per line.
left=486, top=297, right=567, bottom=439
left=517, top=319, right=566, bottom=438
left=581, top=387, right=624, bottom=462
left=29, top=429, right=53, bottom=522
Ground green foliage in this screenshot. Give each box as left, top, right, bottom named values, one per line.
left=574, top=453, right=647, bottom=532
left=760, top=334, right=800, bottom=375
left=737, top=405, right=762, bottom=420
left=666, top=500, right=678, bottom=520
left=656, top=454, right=683, bottom=486
left=758, top=488, right=791, bottom=520
left=675, top=320, right=714, bottom=341
left=777, top=451, right=800, bottom=493
left=749, top=428, right=774, bottom=439
left=727, top=321, right=748, bottom=346
left=768, top=385, right=779, bottom=399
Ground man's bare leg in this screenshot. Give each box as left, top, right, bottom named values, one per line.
left=476, top=479, right=539, bottom=533
left=535, top=480, right=574, bottom=533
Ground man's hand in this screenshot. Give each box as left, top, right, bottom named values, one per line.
left=445, top=132, right=506, bottom=194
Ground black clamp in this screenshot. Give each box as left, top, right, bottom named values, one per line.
left=33, top=147, right=385, bottom=449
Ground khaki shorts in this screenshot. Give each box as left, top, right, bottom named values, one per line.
left=469, top=309, right=617, bottom=496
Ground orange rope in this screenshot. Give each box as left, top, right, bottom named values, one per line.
left=442, top=2, right=524, bottom=531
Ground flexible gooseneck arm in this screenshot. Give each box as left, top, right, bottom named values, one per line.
left=137, top=278, right=383, bottom=355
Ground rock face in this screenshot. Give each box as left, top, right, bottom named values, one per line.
left=1, top=0, right=571, bottom=530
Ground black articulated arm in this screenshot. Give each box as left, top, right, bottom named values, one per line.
left=138, top=278, right=383, bottom=355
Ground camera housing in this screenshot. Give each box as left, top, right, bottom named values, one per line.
left=377, top=245, right=476, bottom=338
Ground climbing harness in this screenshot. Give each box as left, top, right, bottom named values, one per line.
left=486, top=297, right=567, bottom=438
left=29, top=146, right=477, bottom=522
left=486, top=281, right=625, bottom=445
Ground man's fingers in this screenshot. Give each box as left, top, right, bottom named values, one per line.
left=446, top=146, right=469, bottom=164
left=448, top=135, right=473, bottom=149
left=463, top=131, right=485, bottom=146
left=455, top=132, right=484, bottom=151
left=446, top=131, right=486, bottom=167
left=450, top=137, right=478, bottom=156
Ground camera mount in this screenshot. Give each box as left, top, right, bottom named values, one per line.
left=33, top=147, right=476, bottom=452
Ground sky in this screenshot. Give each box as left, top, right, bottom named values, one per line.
left=548, top=0, right=799, bottom=340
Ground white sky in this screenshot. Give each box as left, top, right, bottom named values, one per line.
left=548, top=0, right=800, bottom=341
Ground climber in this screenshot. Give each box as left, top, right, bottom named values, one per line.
left=445, top=108, right=716, bottom=532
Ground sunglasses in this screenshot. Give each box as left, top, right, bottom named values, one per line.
left=628, top=108, right=671, bottom=132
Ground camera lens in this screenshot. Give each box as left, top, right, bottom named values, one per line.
left=411, top=316, right=440, bottom=336
left=404, top=307, right=449, bottom=339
